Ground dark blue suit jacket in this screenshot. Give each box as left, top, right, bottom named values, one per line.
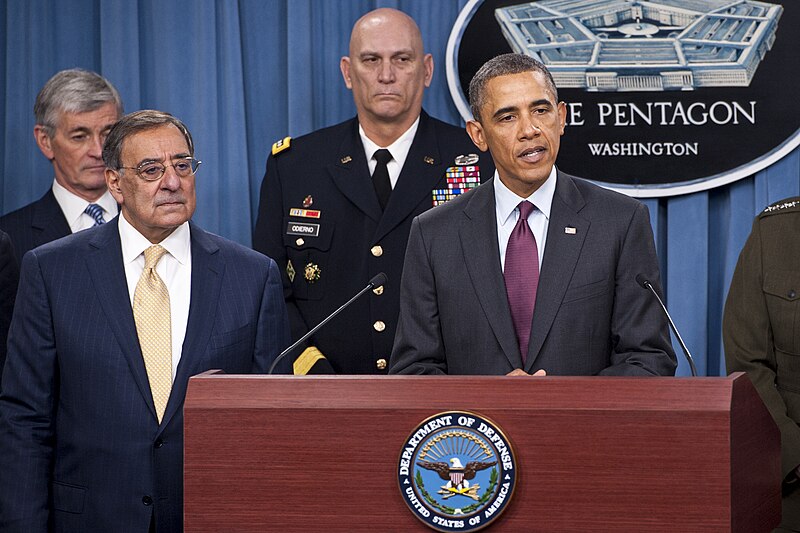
left=0, top=189, right=71, bottom=264
left=0, top=230, right=18, bottom=379
left=0, top=218, right=290, bottom=532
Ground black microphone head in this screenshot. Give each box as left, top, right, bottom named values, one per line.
left=635, top=274, right=650, bottom=289
left=369, top=272, right=388, bottom=288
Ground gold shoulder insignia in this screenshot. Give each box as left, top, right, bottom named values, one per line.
left=294, top=346, right=326, bottom=375
left=272, top=136, right=292, bottom=156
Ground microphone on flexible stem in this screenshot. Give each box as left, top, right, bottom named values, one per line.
left=635, top=274, right=697, bottom=377
left=267, top=272, right=388, bottom=374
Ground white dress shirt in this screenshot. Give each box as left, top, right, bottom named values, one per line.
left=52, top=179, right=118, bottom=232
left=495, top=166, right=558, bottom=272
left=118, top=215, right=192, bottom=380
left=359, top=116, right=420, bottom=189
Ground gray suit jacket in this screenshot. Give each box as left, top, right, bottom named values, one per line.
left=389, top=171, right=676, bottom=376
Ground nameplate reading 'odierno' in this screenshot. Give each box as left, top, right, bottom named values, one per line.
left=397, top=412, right=517, bottom=532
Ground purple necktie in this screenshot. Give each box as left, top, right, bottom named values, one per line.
left=504, top=201, right=539, bottom=362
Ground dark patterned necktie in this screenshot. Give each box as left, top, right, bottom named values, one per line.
left=504, top=201, right=539, bottom=362
left=372, top=149, right=393, bottom=210
left=84, top=203, right=105, bottom=226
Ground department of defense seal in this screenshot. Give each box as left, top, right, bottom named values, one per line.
left=397, top=411, right=516, bottom=532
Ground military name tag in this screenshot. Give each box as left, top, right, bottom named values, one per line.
left=286, top=222, right=320, bottom=237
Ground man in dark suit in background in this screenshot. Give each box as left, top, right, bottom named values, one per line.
left=0, top=110, right=290, bottom=532
left=0, top=230, right=18, bottom=380
left=0, top=68, right=122, bottom=262
left=252, top=8, right=493, bottom=375
left=390, top=54, right=675, bottom=377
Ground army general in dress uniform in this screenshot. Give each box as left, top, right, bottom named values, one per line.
left=724, top=197, right=800, bottom=532
left=252, top=8, right=493, bottom=374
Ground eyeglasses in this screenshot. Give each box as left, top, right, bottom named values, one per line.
left=119, top=157, right=201, bottom=181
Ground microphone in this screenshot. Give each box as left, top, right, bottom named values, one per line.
left=267, top=272, right=388, bottom=374
left=635, top=274, right=697, bottom=377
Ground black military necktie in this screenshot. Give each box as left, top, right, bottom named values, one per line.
left=372, top=148, right=393, bottom=210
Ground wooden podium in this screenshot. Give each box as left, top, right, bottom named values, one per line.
left=184, top=372, right=780, bottom=532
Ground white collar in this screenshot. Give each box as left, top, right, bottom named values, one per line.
left=495, top=166, right=557, bottom=226
left=118, top=213, right=191, bottom=266
left=51, top=179, right=117, bottom=226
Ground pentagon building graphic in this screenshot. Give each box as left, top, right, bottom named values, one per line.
left=495, top=0, right=783, bottom=91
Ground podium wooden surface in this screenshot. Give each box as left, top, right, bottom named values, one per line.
left=184, top=372, right=779, bottom=532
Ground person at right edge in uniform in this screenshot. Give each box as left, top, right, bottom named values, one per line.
left=252, top=8, right=494, bottom=374
left=724, top=198, right=800, bottom=532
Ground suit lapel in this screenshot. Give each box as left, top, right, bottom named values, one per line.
left=525, top=172, right=589, bottom=370
left=375, top=111, right=445, bottom=242
left=32, top=190, right=71, bottom=245
left=328, top=118, right=383, bottom=223
left=84, top=220, right=157, bottom=419
left=160, top=224, right=223, bottom=430
left=460, top=180, right=523, bottom=369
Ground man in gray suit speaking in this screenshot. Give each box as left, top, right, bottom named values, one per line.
left=389, top=54, right=675, bottom=376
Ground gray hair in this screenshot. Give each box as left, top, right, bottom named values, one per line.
left=102, top=110, right=194, bottom=170
left=468, top=53, right=558, bottom=122
left=34, top=69, right=123, bottom=136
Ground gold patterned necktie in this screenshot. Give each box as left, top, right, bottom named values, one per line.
left=133, top=244, right=172, bottom=423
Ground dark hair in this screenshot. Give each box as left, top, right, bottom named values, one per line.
left=34, top=68, right=123, bottom=136
left=468, top=53, right=558, bottom=122
left=102, top=110, right=194, bottom=170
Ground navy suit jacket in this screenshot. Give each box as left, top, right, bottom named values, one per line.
left=0, top=230, right=18, bottom=379
left=0, top=189, right=71, bottom=264
left=0, top=218, right=290, bottom=532
left=390, top=172, right=676, bottom=376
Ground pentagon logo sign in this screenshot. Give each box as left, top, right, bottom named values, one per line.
left=446, top=0, right=800, bottom=197
left=397, top=412, right=516, bottom=531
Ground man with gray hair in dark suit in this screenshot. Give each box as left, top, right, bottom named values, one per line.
left=0, top=68, right=123, bottom=263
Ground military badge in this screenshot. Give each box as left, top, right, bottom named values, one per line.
left=432, top=166, right=482, bottom=207
left=303, top=195, right=313, bottom=208
left=340, top=155, right=353, bottom=164
left=271, top=136, right=291, bottom=156
left=424, top=156, right=436, bottom=165
left=454, top=154, right=479, bottom=166
left=286, top=260, right=296, bottom=283
left=289, top=208, right=321, bottom=219
left=398, top=411, right=516, bottom=532
left=304, top=262, right=321, bottom=283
